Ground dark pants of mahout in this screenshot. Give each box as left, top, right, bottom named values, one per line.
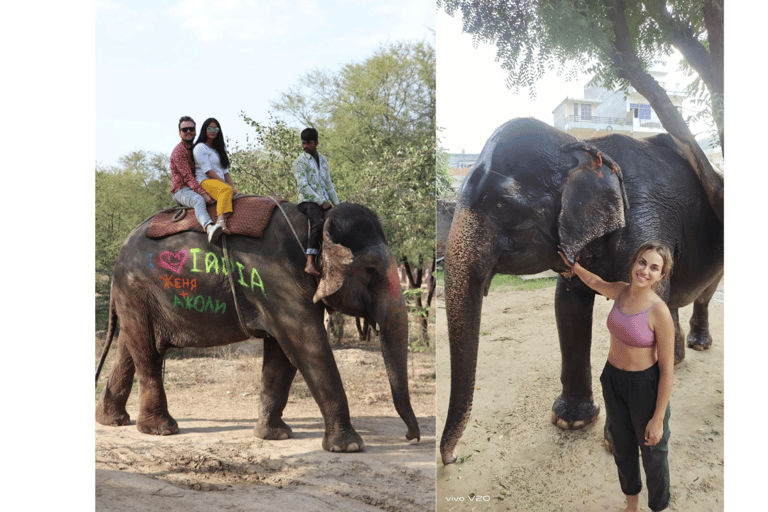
left=298, top=202, right=326, bottom=254
left=600, top=361, right=671, bottom=511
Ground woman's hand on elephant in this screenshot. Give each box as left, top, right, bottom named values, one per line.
left=558, top=250, right=577, bottom=278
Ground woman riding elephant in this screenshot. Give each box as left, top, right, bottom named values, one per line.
left=193, top=117, right=237, bottom=235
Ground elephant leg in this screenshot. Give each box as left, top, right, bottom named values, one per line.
left=687, top=274, right=722, bottom=351
left=551, top=278, right=600, bottom=430
left=669, top=308, right=686, bottom=364
left=95, top=333, right=135, bottom=427
left=123, top=328, right=178, bottom=436
left=277, top=321, right=363, bottom=452
left=255, top=336, right=297, bottom=441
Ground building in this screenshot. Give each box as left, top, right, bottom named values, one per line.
left=444, top=151, right=480, bottom=198
left=552, top=69, right=690, bottom=141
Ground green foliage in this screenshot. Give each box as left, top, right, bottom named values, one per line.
left=439, top=0, right=722, bottom=135
left=436, top=147, right=454, bottom=200
left=95, top=150, right=172, bottom=329
left=227, top=113, right=301, bottom=200
left=232, top=40, right=437, bottom=266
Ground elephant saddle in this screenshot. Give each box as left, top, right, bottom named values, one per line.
left=146, top=195, right=283, bottom=239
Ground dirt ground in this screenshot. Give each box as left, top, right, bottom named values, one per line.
left=95, top=332, right=436, bottom=512
left=435, top=281, right=724, bottom=512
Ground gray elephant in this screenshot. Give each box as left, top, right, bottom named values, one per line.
left=440, top=118, right=722, bottom=464
left=96, top=201, right=420, bottom=452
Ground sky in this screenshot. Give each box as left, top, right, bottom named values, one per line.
left=95, top=0, right=435, bottom=167
left=436, top=9, right=702, bottom=156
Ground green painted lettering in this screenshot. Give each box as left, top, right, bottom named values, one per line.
left=190, top=248, right=202, bottom=272
left=215, top=300, right=226, bottom=314
left=194, top=296, right=205, bottom=312
left=172, top=295, right=184, bottom=308
left=205, top=252, right=219, bottom=274
left=204, top=296, right=214, bottom=312
left=236, top=261, right=247, bottom=287
left=250, top=268, right=266, bottom=297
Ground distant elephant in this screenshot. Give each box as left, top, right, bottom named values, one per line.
left=440, top=118, right=723, bottom=464
left=96, top=201, right=420, bottom=453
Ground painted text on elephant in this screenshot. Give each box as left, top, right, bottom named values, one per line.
left=153, top=247, right=267, bottom=297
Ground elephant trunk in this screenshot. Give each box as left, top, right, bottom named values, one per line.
left=440, top=206, right=496, bottom=464
left=376, top=254, right=420, bottom=442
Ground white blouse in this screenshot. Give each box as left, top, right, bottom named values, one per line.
left=193, top=143, right=229, bottom=182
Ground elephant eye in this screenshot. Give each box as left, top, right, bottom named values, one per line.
left=497, top=203, right=502, bottom=208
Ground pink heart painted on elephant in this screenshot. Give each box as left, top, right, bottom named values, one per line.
left=158, top=250, right=189, bottom=275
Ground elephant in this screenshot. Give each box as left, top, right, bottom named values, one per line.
left=95, top=201, right=420, bottom=453
left=440, top=117, right=723, bottom=464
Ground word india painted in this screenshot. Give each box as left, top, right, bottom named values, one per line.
left=148, top=247, right=267, bottom=314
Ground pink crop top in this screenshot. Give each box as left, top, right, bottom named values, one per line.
left=606, top=301, right=659, bottom=348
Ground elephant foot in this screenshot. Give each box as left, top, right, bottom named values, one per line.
left=551, top=394, right=600, bottom=430
left=322, top=427, right=365, bottom=453
left=687, top=328, right=713, bottom=352
left=136, top=415, right=179, bottom=436
left=254, top=419, right=294, bottom=441
left=95, top=404, right=130, bottom=427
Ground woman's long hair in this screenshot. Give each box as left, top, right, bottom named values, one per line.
left=194, top=117, right=230, bottom=169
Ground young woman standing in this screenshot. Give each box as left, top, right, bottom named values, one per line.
left=560, top=242, right=675, bottom=512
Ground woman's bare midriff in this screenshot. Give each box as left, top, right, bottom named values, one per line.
left=607, top=336, right=658, bottom=371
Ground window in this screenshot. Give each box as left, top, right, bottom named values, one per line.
left=630, top=103, right=651, bottom=120
left=580, top=104, right=592, bottom=120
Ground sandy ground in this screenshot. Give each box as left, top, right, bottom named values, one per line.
left=435, top=281, right=724, bottom=511
left=95, top=336, right=436, bottom=512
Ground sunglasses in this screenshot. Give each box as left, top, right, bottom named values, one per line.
left=180, top=127, right=196, bottom=133
left=207, top=127, right=220, bottom=133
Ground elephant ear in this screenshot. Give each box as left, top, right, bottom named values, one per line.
left=313, top=227, right=354, bottom=303
left=558, top=142, right=629, bottom=261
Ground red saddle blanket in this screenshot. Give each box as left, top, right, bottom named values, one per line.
left=146, top=196, right=282, bottom=239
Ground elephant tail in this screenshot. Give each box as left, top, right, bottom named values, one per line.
left=95, top=282, right=118, bottom=387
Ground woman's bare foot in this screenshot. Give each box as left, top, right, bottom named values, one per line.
left=623, top=494, right=640, bottom=512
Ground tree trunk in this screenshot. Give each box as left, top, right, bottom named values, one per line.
left=402, top=255, right=430, bottom=346
left=604, top=0, right=724, bottom=223
left=355, top=317, right=375, bottom=342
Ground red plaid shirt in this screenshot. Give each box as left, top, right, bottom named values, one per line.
left=170, top=141, right=206, bottom=195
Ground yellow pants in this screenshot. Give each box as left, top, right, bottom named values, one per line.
left=201, top=179, right=235, bottom=217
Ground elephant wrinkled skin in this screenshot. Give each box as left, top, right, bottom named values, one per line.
left=440, top=118, right=723, bottom=464
left=96, top=202, right=419, bottom=453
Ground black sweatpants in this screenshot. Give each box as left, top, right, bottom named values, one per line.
left=297, top=202, right=326, bottom=255
left=600, top=361, right=671, bottom=511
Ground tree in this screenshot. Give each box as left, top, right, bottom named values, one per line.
left=440, top=0, right=723, bottom=222
left=231, top=41, right=437, bottom=344
left=95, top=150, right=171, bottom=329
left=227, top=113, right=301, bottom=200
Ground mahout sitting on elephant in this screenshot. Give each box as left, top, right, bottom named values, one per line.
left=96, top=199, right=419, bottom=453
left=440, top=117, right=723, bottom=464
